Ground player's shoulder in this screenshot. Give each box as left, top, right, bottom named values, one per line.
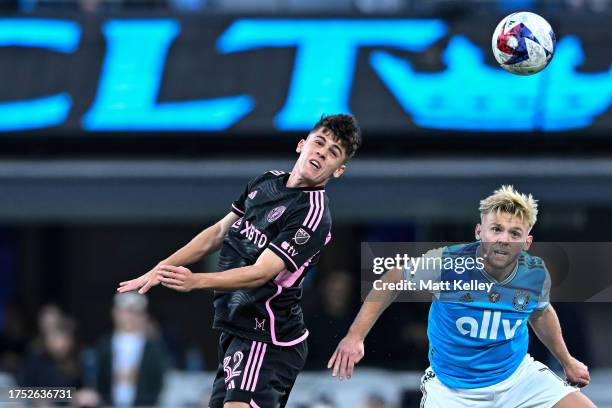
left=251, top=169, right=287, bottom=184
left=519, top=251, right=547, bottom=272
left=244, top=170, right=287, bottom=190
left=289, top=189, right=331, bottom=232
left=517, top=251, right=550, bottom=288
left=264, top=169, right=288, bottom=178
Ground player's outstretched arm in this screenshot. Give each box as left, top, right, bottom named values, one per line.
left=156, top=248, right=286, bottom=292
left=529, top=305, right=591, bottom=387
left=117, top=212, right=239, bottom=294
left=328, top=267, right=403, bottom=380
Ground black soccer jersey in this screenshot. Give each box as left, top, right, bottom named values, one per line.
left=213, top=170, right=332, bottom=346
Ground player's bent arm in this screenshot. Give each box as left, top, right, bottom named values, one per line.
left=529, top=304, right=591, bottom=387
left=346, top=267, right=403, bottom=340
left=117, top=212, right=239, bottom=294
left=160, top=212, right=239, bottom=266
left=529, top=305, right=572, bottom=366
left=160, top=248, right=286, bottom=291
left=328, top=267, right=403, bottom=380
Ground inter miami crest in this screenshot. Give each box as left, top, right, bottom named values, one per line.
left=293, top=228, right=311, bottom=245
left=513, top=290, right=531, bottom=310
left=266, top=206, right=286, bottom=223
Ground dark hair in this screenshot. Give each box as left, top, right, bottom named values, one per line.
left=311, top=114, right=362, bottom=161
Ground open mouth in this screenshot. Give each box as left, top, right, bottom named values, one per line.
left=492, top=249, right=509, bottom=256
left=309, top=159, right=321, bottom=170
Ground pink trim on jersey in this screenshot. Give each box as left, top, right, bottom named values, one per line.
left=302, top=191, right=325, bottom=230
left=274, top=256, right=312, bottom=288
left=269, top=170, right=285, bottom=176
left=325, top=232, right=332, bottom=245
left=244, top=342, right=262, bottom=391
left=274, top=269, right=292, bottom=287
left=265, top=284, right=310, bottom=346
left=240, top=341, right=257, bottom=390
left=231, top=203, right=245, bottom=215
left=303, top=191, right=316, bottom=228
left=250, top=400, right=261, bottom=408
left=269, top=242, right=298, bottom=271
left=250, top=343, right=267, bottom=392
left=311, top=191, right=325, bottom=230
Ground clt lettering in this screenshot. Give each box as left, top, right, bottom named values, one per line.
left=239, top=221, right=268, bottom=248
left=456, top=310, right=522, bottom=340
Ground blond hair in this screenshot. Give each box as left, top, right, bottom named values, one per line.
left=479, top=185, right=538, bottom=229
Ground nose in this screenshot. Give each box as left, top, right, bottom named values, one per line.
left=496, top=233, right=511, bottom=244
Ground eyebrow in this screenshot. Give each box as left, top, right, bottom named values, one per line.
left=315, top=134, right=344, bottom=156
left=491, top=223, right=524, bottom=233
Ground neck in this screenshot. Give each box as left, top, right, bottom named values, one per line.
left=286, top=168, right=325, bottom=188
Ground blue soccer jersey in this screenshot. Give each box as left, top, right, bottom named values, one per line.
left=404, top=242, right=551, bottom=388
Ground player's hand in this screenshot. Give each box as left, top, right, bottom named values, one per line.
left=159, top=265, right=197, bottom=292
left=563, top=356, right=590, bottom=388
left=117, top=265, right=164, bottom=294
left=327, top=334, right=364, bottom=380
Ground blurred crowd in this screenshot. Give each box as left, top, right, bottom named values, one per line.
left=0, top=294, right=167, bottom=407
left=0, top=0, right=610, bottom=13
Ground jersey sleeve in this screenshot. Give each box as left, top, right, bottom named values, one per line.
left=403, top=247, right=445, bottom=284
left=536, top=264, right=552, bottom=310
left=230, top=184, right=248, bottom=217
left=268, top=207, right=330, bottom=273
left=230, top=174, right=264, bottom=216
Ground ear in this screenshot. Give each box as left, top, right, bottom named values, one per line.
left=523, top=235, right=533, bottom=251
left=333, top=164, right=346, bottom=178
left=296, top=139, right=305, bottom=154
left=475, top=223, right=482, bottom=240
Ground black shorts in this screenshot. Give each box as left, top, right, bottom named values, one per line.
left=209, top=332, right=308, bottom=408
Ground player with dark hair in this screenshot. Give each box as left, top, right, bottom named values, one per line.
left=117, top=114, right=361, bottom=408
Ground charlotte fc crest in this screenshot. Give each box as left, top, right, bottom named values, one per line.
left=513, top=290, right=531, bottom=310
left=293, top=228, right=311, bottom=245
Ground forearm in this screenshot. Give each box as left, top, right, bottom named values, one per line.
left=194, top=265, right=274, bottom=291
left=161, top=224, right=224, bottom=266
left=347, top=268, right=402, bottom=340
left=529, top=305, right=572, bottom=366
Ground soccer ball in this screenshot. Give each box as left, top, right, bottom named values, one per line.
left=492, top=12, right=556, bottom=75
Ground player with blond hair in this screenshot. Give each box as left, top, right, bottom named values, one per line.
left=329, top=185, right=596, bottom=408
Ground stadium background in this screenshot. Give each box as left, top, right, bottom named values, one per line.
left=0, top=0, right=611, bottom=406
